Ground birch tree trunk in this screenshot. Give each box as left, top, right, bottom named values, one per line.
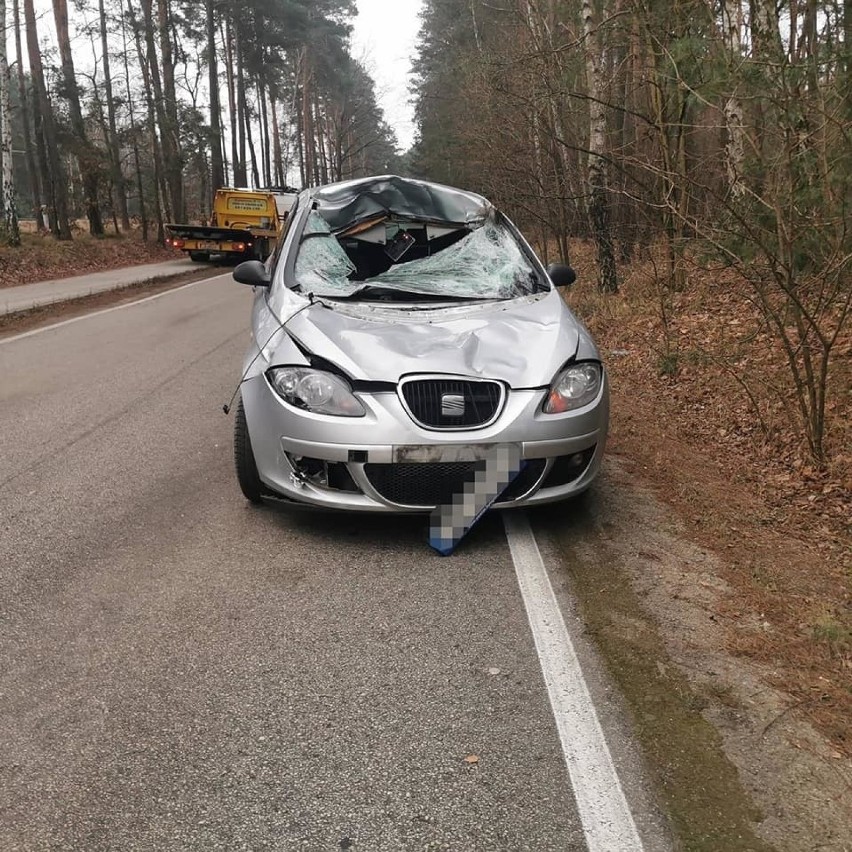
left=581, top=0, right=618, bottom=291
left=721, top=0, right=746, bottom=197
left=0, top=0, right=20, bottom=244
left=12, top=0, right=41, bottom=230
left=845, top=0, right=852, bottom=115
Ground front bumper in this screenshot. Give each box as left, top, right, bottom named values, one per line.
left=241, top=372, right=608, bottom=513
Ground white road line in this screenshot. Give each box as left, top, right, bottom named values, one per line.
left=0, top=274, right=226, bottom=346
left=503, top=511, right=644, bottom=852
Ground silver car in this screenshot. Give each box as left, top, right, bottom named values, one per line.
left=231, top=175, right=608, bottom=513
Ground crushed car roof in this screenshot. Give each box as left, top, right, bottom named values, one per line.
left=308, top=175, right=493, bottom=231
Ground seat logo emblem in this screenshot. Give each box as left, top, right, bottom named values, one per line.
left=441, top=393, right=465, bottom=417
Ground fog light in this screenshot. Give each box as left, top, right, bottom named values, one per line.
left=541, top=446, right=597, bottom=489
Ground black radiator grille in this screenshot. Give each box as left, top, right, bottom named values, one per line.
left=364, top=459, right=546, bottom=507
left=400, top=378, right=503, bottom=429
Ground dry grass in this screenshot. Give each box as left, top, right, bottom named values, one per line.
left=562, top=240, right=851, bottom=755
left=0, top=228, right=175, bottom=288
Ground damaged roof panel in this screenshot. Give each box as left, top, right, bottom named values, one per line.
left=311, top=174, right=491, bottom=231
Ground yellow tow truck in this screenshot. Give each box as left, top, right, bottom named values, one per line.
left=165, top=188, right=298, bottom=262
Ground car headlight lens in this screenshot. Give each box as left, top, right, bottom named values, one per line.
left=267, top=367, right=365, bottom=417
left=543, top=362, right=602, bottom=413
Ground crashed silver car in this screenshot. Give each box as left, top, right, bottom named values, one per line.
left=231, top=175, right=608, bottom=512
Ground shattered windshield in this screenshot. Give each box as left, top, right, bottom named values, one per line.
left=293, top=211, right=542, bottom=301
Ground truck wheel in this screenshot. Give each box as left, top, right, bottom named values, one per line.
left=189, top=251, right=210, bottom=262
left=234, top=397, right=264, bottom=504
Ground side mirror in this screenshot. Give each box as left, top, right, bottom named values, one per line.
left=546, top=263, right=577, bottom=287
left=233, top=260, right=270, bottom=287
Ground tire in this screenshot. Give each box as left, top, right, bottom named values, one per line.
left=189, top=251, right=210, bottom=262
left=234, top=397, right=265, bottom=504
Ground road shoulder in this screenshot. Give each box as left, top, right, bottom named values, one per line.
left=534, top=461, right=852, bottom=852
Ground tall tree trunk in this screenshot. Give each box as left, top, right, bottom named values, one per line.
left=219, top=110, right=230, bottom=185
left=721, top=0, right=746, bottom=198
left=314, top=92, right=328, bottom=185
left=12, top=0, right=42, bottom=230
left=128, top=0, right=166, bottom=239
left=270, top=92, right=283, bottom=186
left=258, top=77, right=272, bottom=187
left=140, top=0, right=178, bottom=223
left=24, top=0, right=71, bottom=239
left=0, top=0, right=20, bottom=244
left=245, top=95, right=260, bottom=189
left=156, top=0, right=183, bottom=220
left=99, top=0, right=130, bottom=230
left=235, top=27, right=249, bottom=185
left=86, top=35, right=114, bottom=229
left=581, top=0, right=618, bottom=291
left=120, top=6, right=147, bottom=240
left=53, top=0, right=104, bottom=235
left=223, top=18, right=243, bottom=185
left=27, top=85, right=55, bottom=235
left=301, top=50, right=315, bottom=187
left=845, top=0, right=852, bottom=115
left=207, top=0, right=224, bottom=200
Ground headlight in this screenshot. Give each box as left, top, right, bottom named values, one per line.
left=267, top=367, right=365, bottom=417
left=543, top=362, right=602, bottom=413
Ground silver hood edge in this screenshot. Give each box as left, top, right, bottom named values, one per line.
left=276, top=289, right=580, bottom=387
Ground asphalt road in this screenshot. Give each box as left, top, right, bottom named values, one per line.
left=0, top=274, right=669, bottom=851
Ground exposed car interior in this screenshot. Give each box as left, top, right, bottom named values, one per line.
left=294, top=211, right=542, bottom=300
left=335, top=218, right=470, bottom=280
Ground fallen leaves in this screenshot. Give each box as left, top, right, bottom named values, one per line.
left=565, top=243, right=852, bottom=756
left=0, top=231, right=175, bottom=289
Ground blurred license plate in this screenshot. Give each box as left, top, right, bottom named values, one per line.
left=393, top=443, right=518, bottom=463
left=199, top=240, right=218, bottom=249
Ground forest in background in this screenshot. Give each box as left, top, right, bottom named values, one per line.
left=0, top=0, right=399, bottom=244
left=0, top=0, right=849, bottom=469
left=409, top=0, right=850, bottom=469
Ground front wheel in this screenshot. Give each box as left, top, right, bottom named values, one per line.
left=234, top=397, right=264, bottom=504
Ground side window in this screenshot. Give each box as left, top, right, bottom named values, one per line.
left=265, top=201, right=299, bottom=274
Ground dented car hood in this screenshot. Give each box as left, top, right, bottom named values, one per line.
left=280, top=290, right=579, bottom=387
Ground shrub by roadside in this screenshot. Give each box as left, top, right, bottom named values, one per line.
left=562, top=241, right=850, bottom=755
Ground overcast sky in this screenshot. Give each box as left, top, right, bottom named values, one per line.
left=10, top=0, right=424, bottom=153
left=351, top=0, right=423, bottom=152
